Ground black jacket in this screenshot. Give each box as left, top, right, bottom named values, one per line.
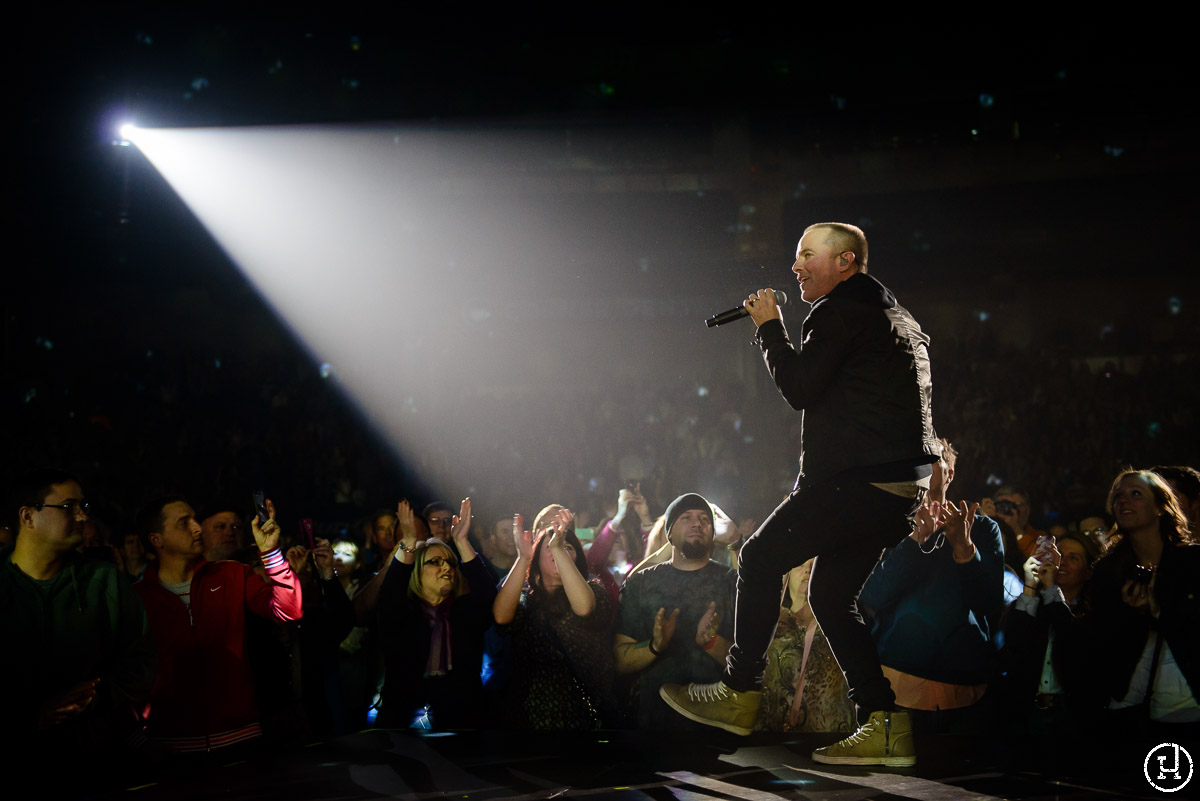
left=755, top=272, right=939, bottom=488
left=1085, top=542, right=1200, bottom=703
left=377, top=556, right=497, bottom=728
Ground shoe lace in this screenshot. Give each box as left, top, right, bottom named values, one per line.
left=840, top=720, right=878, bottom=746
left=686, top=681, right=730, bottom=703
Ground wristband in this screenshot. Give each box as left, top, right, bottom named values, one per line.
left=648, top=639, right=661, bottom=656
left=702, top=634, right=719, bottom=652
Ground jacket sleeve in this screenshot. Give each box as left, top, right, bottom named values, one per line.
left=587, top=520, right=620, bottom=575
left=105, top=573, right=157, bottom=735
left=1083, top=556, right=1152, bottom=701
left=956, top=516, right=1006, bottom=633
left=244, top=548, right=303, bottom=622
left=755, top=306, right=854, bottom=411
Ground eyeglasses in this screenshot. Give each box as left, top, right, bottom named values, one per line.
left=428, top=517, right=453, bottom=528
left=35, top=501, right=90, bottom=515
left=424, top=556, right=458, bottom=569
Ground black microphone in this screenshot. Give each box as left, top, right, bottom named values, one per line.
left=705, top=290, right=788, bottom=328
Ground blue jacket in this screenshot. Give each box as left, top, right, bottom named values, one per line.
left=860, top=515, right=1006, bottom=685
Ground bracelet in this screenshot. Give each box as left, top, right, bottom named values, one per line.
left=702, top=634, right=719, bottom=652
left=648, top=639, right=661, bottom=656
left=397, top=541, right=416, bottom=553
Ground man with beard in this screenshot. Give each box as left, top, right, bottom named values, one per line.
left=613, top=493, right=735, bottom=728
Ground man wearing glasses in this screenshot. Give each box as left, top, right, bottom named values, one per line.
left=1, top=469, right=155, bottom=778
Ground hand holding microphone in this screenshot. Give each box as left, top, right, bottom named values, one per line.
left=705, top=288, right=787, bottom=328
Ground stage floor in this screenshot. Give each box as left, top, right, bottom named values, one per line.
left=116, top=728, right=1191, bottom=800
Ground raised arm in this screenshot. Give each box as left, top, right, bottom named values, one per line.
left=247, top=498, right=303, bottom=621
left=493, top=514, right=533, bottom=625
left=548, top=508, right=595, bottom=618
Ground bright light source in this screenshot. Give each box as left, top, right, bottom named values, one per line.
left=119, top=123, right=138, bottom=140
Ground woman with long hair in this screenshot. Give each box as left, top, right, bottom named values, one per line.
left=493, top=504, right=617, bottom=728
left=1089, top=469, right=1198, bottom=740
left=376, top=498, right=496, bottom=729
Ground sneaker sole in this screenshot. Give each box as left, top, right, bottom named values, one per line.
left=811, top=752, right=916, bottom=767
left=658, top=687, right=754, bottom=736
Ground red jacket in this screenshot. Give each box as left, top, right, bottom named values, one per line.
left=134, top=550, right=302, bottom=750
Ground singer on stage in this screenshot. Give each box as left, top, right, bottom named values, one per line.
left=662, top=222, right=939, bottom=766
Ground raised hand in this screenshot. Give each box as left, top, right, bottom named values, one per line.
left=629, top=486, right=652, bottom=526
left=652, top=606, right=680, bottom=653
left=943, top=500, right=979, bottom=561
left=512, top=513, right=534, bottom=561
left=695, top=600, right=720, bottom=646
left=285, top=544, right=310, bottom=575
left=547, top=507, right=574, bottom=552
left=451, top=497, right=472, bottom=546
left=311, top=537, right=335, bottom=580
left=251, top=498, right=281, bottom=552
left=911, top=500, right=942, bottom=545
left=396, top=499, right=418, bottom=543
left=1022, top=555, right=1042, bottom=589
left=745, top=288, right=782, bottom=326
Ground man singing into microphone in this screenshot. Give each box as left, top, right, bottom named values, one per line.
left=662, top=222, right=938, bottom=766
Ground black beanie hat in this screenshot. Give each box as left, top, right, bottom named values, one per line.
left=664, top=493, right=714, bottom=538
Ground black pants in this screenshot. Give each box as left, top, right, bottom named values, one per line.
left=725, top=477, right=922, bottom=725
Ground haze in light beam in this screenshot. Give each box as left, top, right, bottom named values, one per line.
left=125, top=124, right=735, bottom=497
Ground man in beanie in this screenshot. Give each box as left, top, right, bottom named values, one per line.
left=613, top=493, right=736, bottom=728
left=661, top=223, right=938, bottom=764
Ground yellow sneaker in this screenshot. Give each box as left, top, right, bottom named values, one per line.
left=811, top=710, right=916, bottom=767
left=659, top=681, right=762, bottom=735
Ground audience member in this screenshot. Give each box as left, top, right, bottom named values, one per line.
left=485, top=516, right=519, bottom=578
left=1, top=469, right=155, bottom=779
left=120, top=530, right=150, bottom=581
left=1002, top=530, right=1101, bottom=761
left=134, top=495, right=302, bottom=752
left=613, top=493, right=735, bottom=729
left=493, top=505, right=617, bottom=728
left=1089, top=469, right=1199, bottom=743
left=859, top=439, right=1005, bottom=734
left=376, top=499, right=497, bottom=729
left=285, top=537, right=356, bottom=737
left=199, top=503, right=250, bottom=564
left=985, top=486, right=1045, bottom=560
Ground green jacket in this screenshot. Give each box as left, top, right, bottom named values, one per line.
left=0, top=544, right=155, bottom=744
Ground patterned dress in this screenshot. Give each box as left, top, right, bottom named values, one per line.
left=502, top=578, right=617, bottom=729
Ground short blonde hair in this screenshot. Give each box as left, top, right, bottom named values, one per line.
left=803, top=222, right=868, bottom=274
left=407, top=538, right=469, bottom=600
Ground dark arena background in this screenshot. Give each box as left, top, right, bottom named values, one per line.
left=5, top=12, right=1198, bottom=800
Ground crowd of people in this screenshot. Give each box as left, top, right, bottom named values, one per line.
left=3, top=456, right=1197, bottom=785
